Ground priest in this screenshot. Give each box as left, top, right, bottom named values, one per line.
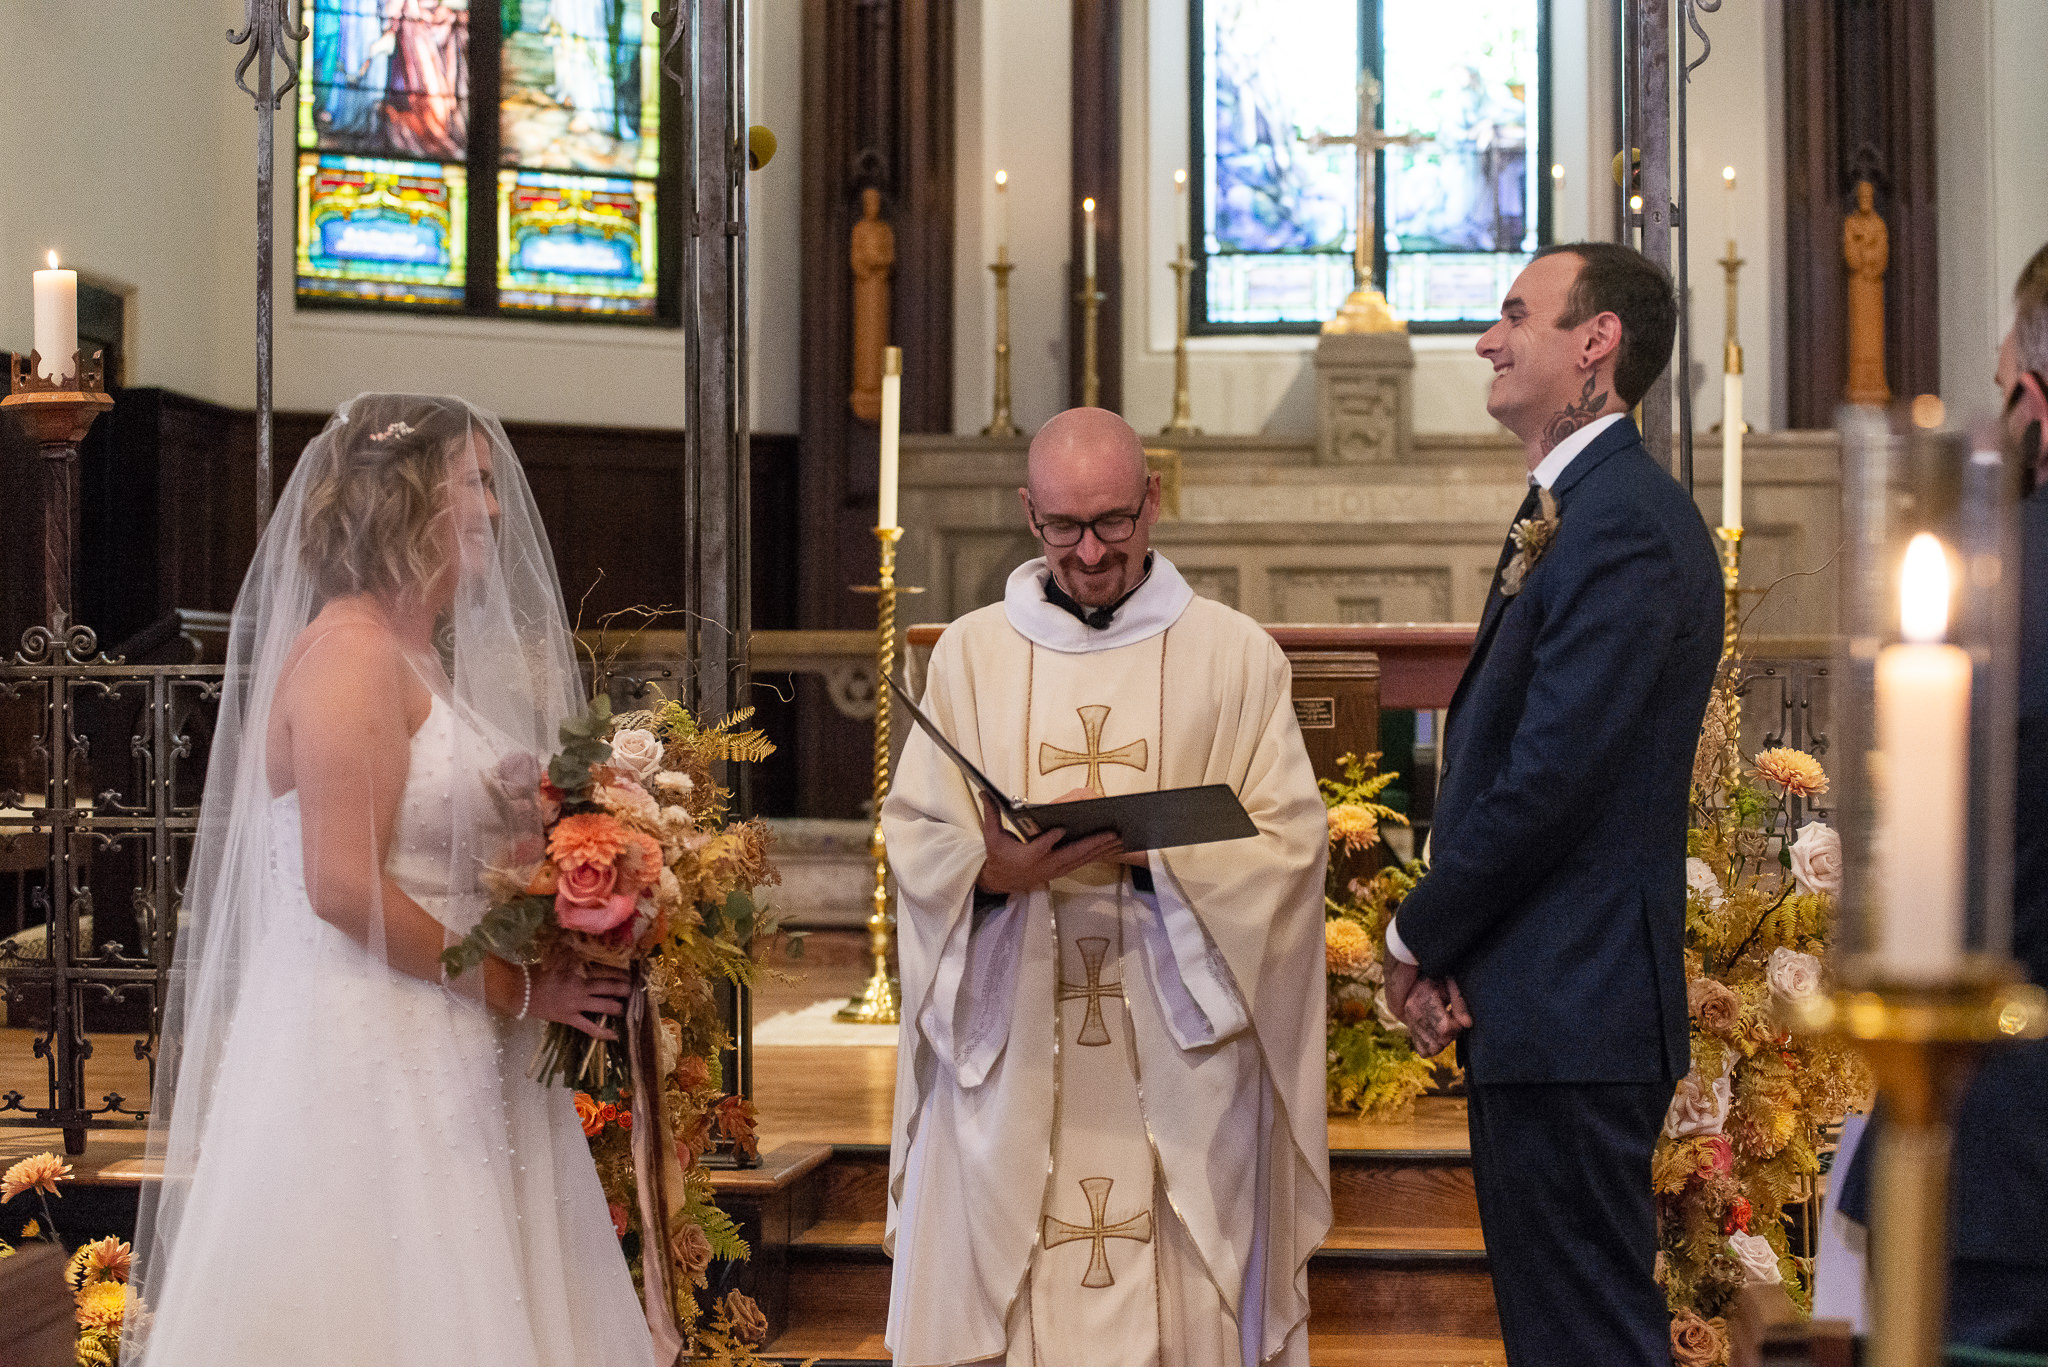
left=880, top=408, right=1332, bottom=1367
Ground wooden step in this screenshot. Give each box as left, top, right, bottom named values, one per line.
left=1328, top=1152, right=1480, bottom=1232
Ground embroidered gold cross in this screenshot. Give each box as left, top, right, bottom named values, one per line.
left=1057, top=936, right=1121, bottom=1047
left=1038, top=704, right=1148, bottom=794
left=1042, top=1176, right=1153, bottom=1289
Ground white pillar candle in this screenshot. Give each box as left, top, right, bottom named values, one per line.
left=33, top=251, right=79, bottom=384
left=1720, top=370, right=1743, bottom=531
left=1874, top=532, right=1971, bottom=982
left=877, top=346, right=902, bottom=531
left=1174, top=168, right=1188, bottom=252
left=1082, top=197, right=1097, bottom=280
left=994, top=170, right=1010, bottom=257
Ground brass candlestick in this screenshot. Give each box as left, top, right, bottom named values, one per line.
left=838, top=526, right=922, bottom=1024
left=4, top=350, right=115, bottom=632
left=1160, top=245, right=1200, bottom=436
left=1716, top=526, right=1742, bottom=659
left=1789, top=978, right=2048, bottom=1367
left=982, top=247, right=1022, bottom=439
left=1078, top=274, right=1104, bottom=409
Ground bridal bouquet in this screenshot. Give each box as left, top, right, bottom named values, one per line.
left=1320, top=752, right=1456, bottom=1118
left=443, top=694, right=780, bottom=1090
left=1655, top=668, right=1868, bottom=1364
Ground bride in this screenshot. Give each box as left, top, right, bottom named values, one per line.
left=131, top=395, right=659, bottom=1366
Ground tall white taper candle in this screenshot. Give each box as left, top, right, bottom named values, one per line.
left=1082, top=197, right=1097, bottom=280
left=994, top=170, right=1010, bottom=256
left=1721, top=371, right=1744, bottom=531
left=33, top=251, right=79, bottom=384
left=1874, top=533, right=1971, bottom=981
left=877, top=346, right=902, bottom=530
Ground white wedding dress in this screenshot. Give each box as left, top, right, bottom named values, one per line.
left=138, top=697, right=658, bottom=1367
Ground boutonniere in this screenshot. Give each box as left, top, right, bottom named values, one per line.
left=1499, top=488, right=1560, bottom=597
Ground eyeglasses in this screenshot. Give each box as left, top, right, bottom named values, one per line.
left=1029, top=505, right=1144, bottom=548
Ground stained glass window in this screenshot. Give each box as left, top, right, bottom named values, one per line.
left=1194, top=0, right=1545, bottom=331
left=295, top=0, right=672, bottom=321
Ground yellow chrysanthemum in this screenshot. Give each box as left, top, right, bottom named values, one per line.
left=1752, top=747, right=1828, bottom=798
left=68, top=1236, right=132, bottom=1288
left=1324, top=918, right=1378, bottom=978
left=74, top=1280, right=127, bottom=1331
left=1, top=1152, right=70, bottom=1204
left=1326, top=803, right=1382, bottom=855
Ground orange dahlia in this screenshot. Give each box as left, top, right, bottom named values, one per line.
left=2, top=1152, right=71, bottom=1204
left=74, top=1281, right=127, bottom=1331
left=549, top=812, right=630, bottom=870
left=614, top=830, right=667, bottom=894
left=1752, top=747, right=1828, bottom=798
left=1326, top=803, right=1382, bottom=855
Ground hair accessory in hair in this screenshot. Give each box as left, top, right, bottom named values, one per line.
left=369, top=421, right=416, bottom=443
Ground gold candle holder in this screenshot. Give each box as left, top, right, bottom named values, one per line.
left=1715, top=526, right=1742, bottom=660
left=982, top=247, right=1022, bottom=439
left=838, top=526, right=919, bottom=1024
left=1160, top=245, right=1200, bottom=436
left=1078, top=274, right=1104, bottom=410
left=1788, top=977, right=2048, bottom=1367
left=4, top=350, right=114, bottom=633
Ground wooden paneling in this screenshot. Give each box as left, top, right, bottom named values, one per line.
left=1783, top=0, right=1939, bottom=426
left=1069, top=0, right=1121, bottom=411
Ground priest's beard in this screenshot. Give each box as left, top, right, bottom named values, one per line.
left=1051, top=548, right=1142, bottom=607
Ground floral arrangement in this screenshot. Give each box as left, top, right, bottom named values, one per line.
left=2, top=1151, right=140, bottom=1366
left=443, top=690, right=787, bottom=1359
left=1319, top=752, right=1456, bottom=1118
left=1656, top=671, right=1868, bottom=1366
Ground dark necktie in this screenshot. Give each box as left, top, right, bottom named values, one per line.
left=1489, top=483, right=1544, bottom=595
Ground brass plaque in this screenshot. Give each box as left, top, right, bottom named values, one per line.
left=1293, top=697, right=1337, bottom=730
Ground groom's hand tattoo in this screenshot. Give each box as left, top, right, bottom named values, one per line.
left=1539, top=373, right=1610, bottom=455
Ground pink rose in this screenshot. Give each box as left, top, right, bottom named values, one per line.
left=556, top=860, right=638, bottom=933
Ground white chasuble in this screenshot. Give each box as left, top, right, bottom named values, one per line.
left=882, top=555, right=1332, bottom=1367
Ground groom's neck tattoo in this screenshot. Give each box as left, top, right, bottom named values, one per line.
left=1539, top=372, right=1611, bottom=455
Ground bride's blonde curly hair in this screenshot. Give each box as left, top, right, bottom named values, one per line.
left=298, top=400, right=474, bottom=606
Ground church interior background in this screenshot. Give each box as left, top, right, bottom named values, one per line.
left=4, top=0, right=2047, bottom=1362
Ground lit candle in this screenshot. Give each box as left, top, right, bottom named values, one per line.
left=877, top=346, right=902, bottom=531
left=1173, top=169, right=1188, bottom=251
left=1874, top=532, right=1971, bottom=981
left=1721, top=165, right=1736, bottom=242
left=1082, top=197, right=1097, bottom=281
left=1720, top=368, right=1743, bottom=531
left=33, top=251, right=79, bottom=384
left=994, top=169, right=1010, bottom=259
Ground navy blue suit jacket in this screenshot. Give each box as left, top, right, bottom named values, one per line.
left=1396, top=416, right=1723, bottom=1086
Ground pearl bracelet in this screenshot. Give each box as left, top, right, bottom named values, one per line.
left=514, top=962, right=533, bottom=1021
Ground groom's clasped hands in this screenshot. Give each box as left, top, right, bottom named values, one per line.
left=1384, top=958, right=1473, bottom=1059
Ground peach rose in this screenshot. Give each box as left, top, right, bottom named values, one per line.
left=723, top=1290, right=769, bottom=1347
left=673, top=1221, right=715, bottom=1277
left=556, top=860, right=639, bottom=934
left=1663, top=1068, right=1733, bottom=1139
left=1688, top=976, right=1742, bottom=1035
left=1670, top=1309, right=1724, bottom=1367
left=1788, top=821, right=1842, bottom=898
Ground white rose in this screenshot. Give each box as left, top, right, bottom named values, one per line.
left=1727, top=1230, right=1784, bottom=1285
left=1663, top=1068, right=1733, bottom=1139
left=1788, top=821, right=1842, bottom=898
left=608, top=728, right=664, bottom=781
left=1765, top=946, right=1824, bottom=1003
left=1686, top=857, right=1727, bottom=911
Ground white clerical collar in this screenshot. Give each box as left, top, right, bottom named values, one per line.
left=1003, top=551, right=1196, bottom=654
left=1529, top=411, right=1626, bottom=489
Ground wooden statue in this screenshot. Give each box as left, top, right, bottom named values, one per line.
left=1843, top=180, right=1891, bottom=406
left=849, top=186, right=895, bottom=422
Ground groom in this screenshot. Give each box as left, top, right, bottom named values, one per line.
left=1384, top=243, right=1722, bottom=1363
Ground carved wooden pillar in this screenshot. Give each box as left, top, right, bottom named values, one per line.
left=798, top=0, right=953, bottom=816
left=1069, top=0, right=1120, bottom=413
left=1784, top=0, right=1938, bottom=426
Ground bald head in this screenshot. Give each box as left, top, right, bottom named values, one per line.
left=1026, top=407, right=1147, bottom=503
left=1017, top=407, right=1160, bottom=608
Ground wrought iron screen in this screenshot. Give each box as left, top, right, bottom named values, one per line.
left=0, top=623, right=222, bottom=1154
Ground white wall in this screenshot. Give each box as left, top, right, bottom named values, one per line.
left=953, top=0, right=1075, bottom=436
left=1, top=0, right=806, bottom=433
left=1936, top=0, right=2048, bottom=416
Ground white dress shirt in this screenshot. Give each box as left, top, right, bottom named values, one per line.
left=1384, top=409, right=1627, bottom=969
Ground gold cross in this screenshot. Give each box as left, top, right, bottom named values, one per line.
left=1041, top=1176, right=1153, bottom=1289
left=1057, top=936, right=1121, bottom=1047
left=1299, top=72, right=1436, bottom=289
left=1038, top=704, right=1148, bottom=794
